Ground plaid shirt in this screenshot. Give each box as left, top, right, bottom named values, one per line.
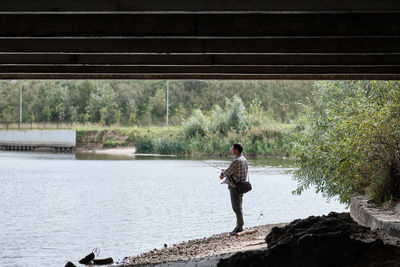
left=222, top=154, right=248, bottom=188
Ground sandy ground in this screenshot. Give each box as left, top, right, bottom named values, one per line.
left=84, top=147, right=136, bottom=156
left=116, top=223, right=286, bottom=267
left=78, top=147, right=177, bottom=158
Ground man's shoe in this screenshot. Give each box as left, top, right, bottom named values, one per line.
left=230, top=227, right=243, bottom=236
left=229, top=227, right=237, bottom=236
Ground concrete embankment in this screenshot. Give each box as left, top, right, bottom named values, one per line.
left=350, top=196, right=400, bottom=239
left=0, top=129, right=75, bottom=152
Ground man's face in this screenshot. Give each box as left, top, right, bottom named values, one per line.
left=232, top=147, right=239, bottom=156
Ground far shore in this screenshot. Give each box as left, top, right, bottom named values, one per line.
left=78, top=147, right=137, bottom=156
left=76, top=147, right=179, bottom=158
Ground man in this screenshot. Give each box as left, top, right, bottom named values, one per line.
left=220, top=143, right=248, bottom=235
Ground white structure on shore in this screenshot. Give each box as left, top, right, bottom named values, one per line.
left=0, top=130, right=75, bottom=152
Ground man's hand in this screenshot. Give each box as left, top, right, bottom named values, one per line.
left=220, top=171, right=225, bottom=180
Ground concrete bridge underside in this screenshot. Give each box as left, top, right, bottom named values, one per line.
left=0, top=0, right=400, bottom=80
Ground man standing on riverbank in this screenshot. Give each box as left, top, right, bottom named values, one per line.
left=220, top=143, right=248, bottom=235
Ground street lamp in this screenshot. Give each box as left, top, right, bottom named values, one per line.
left=19, top=83, right=23, bottom=128
left=166, top=80, right=169, bottom=127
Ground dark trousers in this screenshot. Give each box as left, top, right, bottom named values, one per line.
left=230, top=187, right=244, bottom=228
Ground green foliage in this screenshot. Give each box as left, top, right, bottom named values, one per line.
left=76, top=130, right=87, bottom=142
left=135, top=137, right=155, bottom=153
left=248, top=99, right=274, bottom=127
left=225, top=95, right=248, bottom=131
left=155, top=138, right=186, bottom=154
left=293, top=81, right=400, bottom=204
left=96, top=130, right=105, bottom=143
left=86, top=82, right=120, bottom=125
left=182, top=109, right=209, bottom=138
left=0, top=80, right=313, bottom=125
left=209, top=105, right=227, bottom=133
left=102, top=137, right=122, bottom=148
left=178, top=95, right=296, bottom=157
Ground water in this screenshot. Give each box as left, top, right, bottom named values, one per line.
left=0, top=151, right=347, bottom=267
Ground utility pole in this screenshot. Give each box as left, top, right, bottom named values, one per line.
left=166, top=80, right=169, bottom=127
left=19, top=83, right=23, bottom=127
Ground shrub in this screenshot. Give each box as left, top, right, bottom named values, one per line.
left=225, top=95, right=247, bottom=131
left=102, top=138, right=122, bottom=148
left=76, top=130, right=87, bottom=142
left=135, top=137, right=156, bottom=153
left=209, top=105, right=227, bottom=134
left=183, top=109, right=209, bottom=138
left=96, top=130, right=105, bottom=143
left=248, top=99, right=274, bottom=127
left=293, top=81, right=400, bottom=204
left=155, top=138, right=186, bottom=154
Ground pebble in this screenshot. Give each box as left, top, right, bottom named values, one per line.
left=117, top=223, right=286, bottom=266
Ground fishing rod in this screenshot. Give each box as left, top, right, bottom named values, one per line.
left=200, top=160, right=222, bottom=170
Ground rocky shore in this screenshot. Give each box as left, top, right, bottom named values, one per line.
left=116, top=223, right=286, bottom=266
left=117, top=212, right=400, bottom=267
left=220, top=212, right=400, bottom=267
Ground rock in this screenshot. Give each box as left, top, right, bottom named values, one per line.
left=218, top=212, right=400, bottom=267
left=65, top=261, right=77, bottom=267
left=92, top=257, right=114, bottom=265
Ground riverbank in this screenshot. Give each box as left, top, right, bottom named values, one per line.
left=75, top=124, right=297, bottom=157
left=116, top=223, right=286, bottom=267
left=78, top=147, right=136, bottom=156
left=117, top=212, right=400, bottom=267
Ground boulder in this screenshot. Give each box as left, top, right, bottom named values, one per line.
left=218, top=212, right=400, bottom=267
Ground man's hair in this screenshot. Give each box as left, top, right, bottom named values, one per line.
left=232, top=143, right=243, bottom=154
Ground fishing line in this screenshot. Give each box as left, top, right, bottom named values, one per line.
left=200, top=160, right=222, bottom=170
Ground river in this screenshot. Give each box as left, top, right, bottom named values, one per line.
left=0, top=151, right=346, bottom=267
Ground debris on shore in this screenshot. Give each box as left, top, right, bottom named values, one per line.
left=219, top=212, right=400, bottom=267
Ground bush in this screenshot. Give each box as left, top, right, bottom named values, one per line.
left=76, top=130, right=87, bottom=142
left=155, top=138, right=187, bottom=154
left=247, top=99, right=274, bottom=127
left=96, top=130, right=105, bottom=143
left=293, top=81, right=400, bottom=204
left=135, top=137, right=156, bottom=153
left=209, top=105, right=227, bottom=134
left=183, top=109, right=209, bottom=138
left=102, top=138, right=122, bottom=148
left=225, top=95, right=247, bottom=131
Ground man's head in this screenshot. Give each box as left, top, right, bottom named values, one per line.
left=232, top=143, right=243, bottom=156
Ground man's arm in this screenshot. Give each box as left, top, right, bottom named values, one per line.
left=223, top=160, right=238, bottom=178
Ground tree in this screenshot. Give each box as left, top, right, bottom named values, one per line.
left=225, top=95, right=247, bottom=132
left=293, top=81, right=400, bottom=204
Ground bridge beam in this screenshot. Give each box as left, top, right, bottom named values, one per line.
left=0, top=0, right=399, bottom=79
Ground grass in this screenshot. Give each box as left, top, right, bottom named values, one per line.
left=7, top=123, right=296, bottom=157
